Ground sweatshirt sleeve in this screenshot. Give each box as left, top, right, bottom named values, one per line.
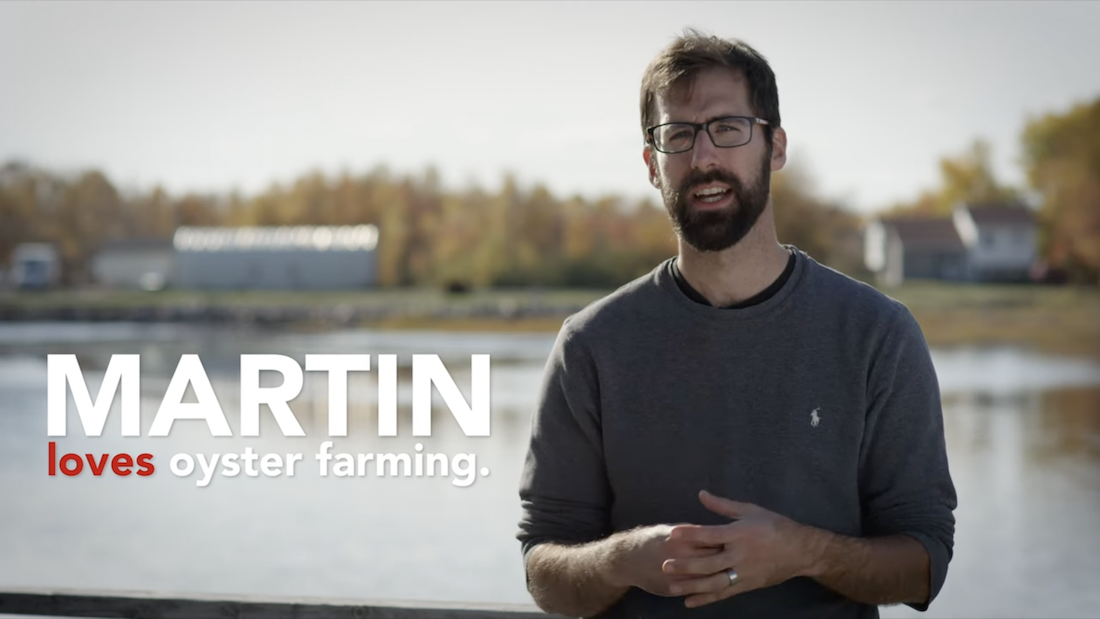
left=859, top=307, right=958, bottom=611
left=517, top=318, right=612, bottom=564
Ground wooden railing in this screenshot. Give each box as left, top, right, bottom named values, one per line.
left=0, top=588, right=567, bottom=618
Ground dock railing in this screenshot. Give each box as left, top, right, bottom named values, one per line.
left=0, top=588, right=567, bottom=618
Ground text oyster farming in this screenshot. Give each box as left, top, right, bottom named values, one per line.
left=46, top=353, right=493, bottom=487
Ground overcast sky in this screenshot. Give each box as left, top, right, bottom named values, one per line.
left=2, top=1, right=1098, bottom=213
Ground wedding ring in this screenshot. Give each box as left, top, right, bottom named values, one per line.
left=725, top=568, right=739, bottom=587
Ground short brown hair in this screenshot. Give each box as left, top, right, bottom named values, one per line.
left=640, top=29, right=780, bottom=146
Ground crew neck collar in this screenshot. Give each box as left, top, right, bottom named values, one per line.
left=656, top=245, right=809, bottom=322
left=672, top=247, right=795, bottom=309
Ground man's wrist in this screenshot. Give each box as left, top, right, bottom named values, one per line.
left=796, top=523, right=836, bottom=579
left=599, top=529, right=637, bottom=589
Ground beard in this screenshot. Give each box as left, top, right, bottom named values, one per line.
left=661, top=154, right=771, bottom=253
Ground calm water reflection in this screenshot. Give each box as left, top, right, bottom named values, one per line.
left=1, top=323, right=1098, bottom=618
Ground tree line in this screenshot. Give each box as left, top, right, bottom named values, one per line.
left=1, top=96, right=1095, bottom=287
left=0, top=160, right=860, bottom=289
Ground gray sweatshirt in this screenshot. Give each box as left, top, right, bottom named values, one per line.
left=518, top=250, right=957, bottom=618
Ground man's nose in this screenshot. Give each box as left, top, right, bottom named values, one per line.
left=690, top=128, right=722, bottom=170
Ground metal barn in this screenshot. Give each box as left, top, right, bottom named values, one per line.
left=172, top=225, right=378, bottom=290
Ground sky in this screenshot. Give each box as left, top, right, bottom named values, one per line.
left=1, top=1, right=1098, bottom=214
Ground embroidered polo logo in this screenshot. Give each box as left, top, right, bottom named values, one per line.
left=810, top=408, right=821, bottom=427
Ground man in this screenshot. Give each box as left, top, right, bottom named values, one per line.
left=516, top=30, right=957, bottom=618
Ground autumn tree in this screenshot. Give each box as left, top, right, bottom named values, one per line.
left=1022, top=98, right=1100, bottom=284
left=771, top=163, right=864, bottom=276
left=887, top=139, right=1019, bottom=216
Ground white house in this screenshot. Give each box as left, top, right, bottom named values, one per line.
left=865, top=202, right=1038, bottom=285
left=952, top=203, right=1037, bottom=282
left=12, top=243, right=61, bottom=289
left=865, top=218, right=968, bottom=287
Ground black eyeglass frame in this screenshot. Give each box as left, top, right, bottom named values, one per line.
left=645, top=115, right=771, bottom=154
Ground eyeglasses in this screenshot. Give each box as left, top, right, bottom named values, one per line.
left=646, top=116, right=770, bottom=154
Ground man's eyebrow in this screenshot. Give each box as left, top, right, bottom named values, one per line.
left=664, top=113, right=749, bottom=125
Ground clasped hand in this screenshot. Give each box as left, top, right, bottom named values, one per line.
left=619, top=490, right=814, bottom=609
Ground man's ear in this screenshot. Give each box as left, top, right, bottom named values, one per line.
left=770, top=127, right=788, bottom=172
left=643, top=146, right=661, bottom=189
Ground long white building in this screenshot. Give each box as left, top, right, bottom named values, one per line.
left=172, top=225, right=379, bottom=290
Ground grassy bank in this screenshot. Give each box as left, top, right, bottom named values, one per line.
left=2, top=283, right=1097, bottom=357
left=373, top=283, right=1100, bottom=357
left=0, top=287, right=604, bottom=312
left=884, top=283, right=1100, bottom=357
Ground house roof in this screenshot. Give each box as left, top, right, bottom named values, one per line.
left=97, top=238, right=174, bottom=253
left=880, top=217, right=965, bottom=251
left=174, top=225, right=379, bottom=252
left=966, top=202, right=1036, bottom=226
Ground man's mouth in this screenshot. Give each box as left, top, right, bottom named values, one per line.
left=691, top=185, right=732, bottom=206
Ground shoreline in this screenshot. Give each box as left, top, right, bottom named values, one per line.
left=1, top=283, right=1097, bottom=357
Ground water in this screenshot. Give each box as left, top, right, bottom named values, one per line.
left=1, top=323, right=1098, bottom=618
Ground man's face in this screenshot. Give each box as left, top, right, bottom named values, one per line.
left=644, top=67, right=783, bottom=252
